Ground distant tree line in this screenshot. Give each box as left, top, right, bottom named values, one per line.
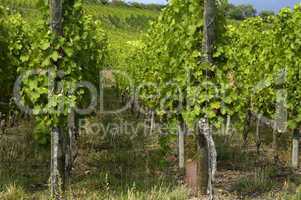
left=226, top=3, right=275, bottom=20
left=84, top=0, right=165, bottom=11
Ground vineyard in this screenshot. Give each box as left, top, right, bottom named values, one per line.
left=1, top=0, right=301, bottom=199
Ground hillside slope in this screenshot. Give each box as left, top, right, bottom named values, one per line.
left=0, top=1, right=159, bottom=49
left=84, top=4, right=159, bottom=49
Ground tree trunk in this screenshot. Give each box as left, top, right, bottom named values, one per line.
left=50, top=0, right=63, bottom=35
left=197, top=134, right=208, bottom=194
left=50, top=0, right=64, bottom=198
left=51, top=127, right=62, bottom=200
left=198, top=0, right=217, bottom=199
left=197, top=118, right=217, bottom=200
left=203, top=0, right=216, bottom=63
left=292, top=129, right=299, bottom=169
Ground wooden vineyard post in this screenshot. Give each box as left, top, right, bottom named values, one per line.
left=272, top=122, right=279, bottom=162
left=197, top=118, right=217, bottom=199
left=49, top=0, right=64, bottom=198
left=243, top=110, right=251, bottom=147
left=178, top=117, right=186, bottom=170
left=149, top=110, right=155, bottom=135
left=65, top=110, right=77, bottom=189
left=292, top=129, right=299, bottom=169
left=203, top=0, right=216, bottom=63
left=51, top=127, right=61, bottom=199
left=196, top=0, right=218, bottom=199
left=255, top=114, right=261, bottom=154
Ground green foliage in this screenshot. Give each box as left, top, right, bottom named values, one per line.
left=102, top=14, right=153, bottom=31
left=84, top=0, right=109, bottom=5
left=0, top=183, right=189, bottom=200
left=226, top=3, right=257, bottom=20
left=117, top=0, right=231, bottom=129
left=84, top=0, right=165, bottom=11
left=85, top=3, right=158, bottom=19
left=0, top=0, right=40, bottom=9
left=84, top=4, right=158, bottom=32
left=110, top=0, right=128, bottom=7
left=116, top=0, right=301, bottom=140
left=0, top=6, right=30, bottom=102
left=129, top=2, right=165, bottom=11
left=0, top=1, right=108, bottom=138
left=287, top=186, right=301, bottom=200
left=16, top=0, right=108, bottom=127
left=221, top=4, right=301, bottom=129
left=259, top=10, right=275, bottom=18
left=33, top=119, right=50, bottom=145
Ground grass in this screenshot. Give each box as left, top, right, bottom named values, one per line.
left=0, top=0, right=39, bottom=8
left=231, top=166, right=278, bottom=196
left=0, top=184, right=28, bottom=200
left=1, top=90, right=301, bottom=200
left=286, top=186, right=301, bottom=200
left=0, top=87, right=186, bottom=199
left=0, top=183, right=189, bottom=200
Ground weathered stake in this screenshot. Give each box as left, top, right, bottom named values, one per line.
left=50, top=0, right=64, bottom=198
left=178, top=119, right=186, bottom=170
left=65, top=110, right=77, bottom=188
left=255, top=114, right=261, bottom=154
left=199, top=0, right=217, bottom=199
left=292, top=129, right=299, bottom=169
left=51, top=127, right=61, bottom=199
left=203, top=0, right=216, bottom=63
left=197, top=118, right=217, bottom=200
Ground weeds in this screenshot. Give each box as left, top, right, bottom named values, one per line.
left=286, top=186, right=301, bottom=200
left=0, top=184, right=28, bottom=200
left=231, top=166, right=278, bottom=196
